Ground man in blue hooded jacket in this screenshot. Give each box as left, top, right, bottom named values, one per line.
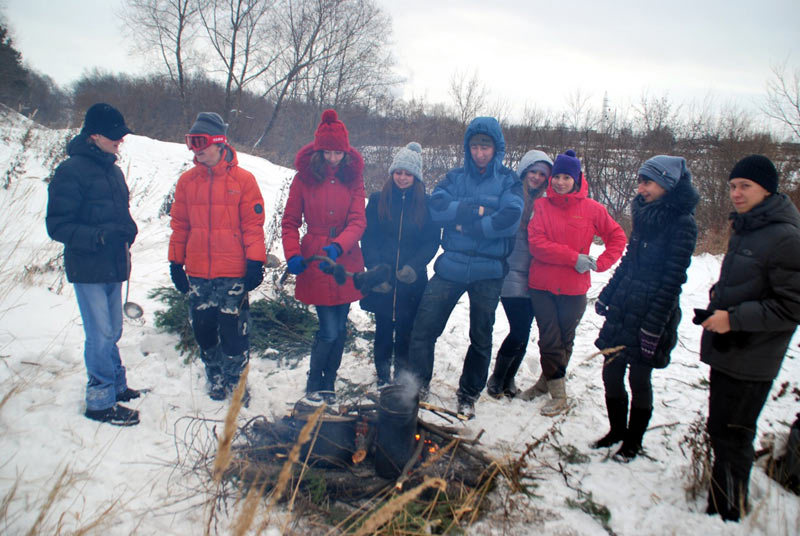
left=404, top=117, right=523, bottom=418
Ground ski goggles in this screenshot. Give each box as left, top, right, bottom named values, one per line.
left=185, top=133, right=227, bottom=151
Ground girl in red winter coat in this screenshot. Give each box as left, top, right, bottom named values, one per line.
left=282, top=110, right=366, bottom=402
left=524, top=150, right=626, bottom=416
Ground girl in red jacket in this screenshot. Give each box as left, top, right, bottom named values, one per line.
left=282, top=110, right=366, bottom=402
left=526, top=150, right=626, bottom=416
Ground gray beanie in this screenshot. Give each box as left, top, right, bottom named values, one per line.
left=389, top=142, right=424, bottom=182
left=638, top=155, right=688, bottom=192
left=189, top=112, right=228, bottom=137
left=516, top=149, right=553, bottom=177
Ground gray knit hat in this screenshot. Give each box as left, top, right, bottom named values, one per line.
left=189, top=112, right=228, bottom=136
left=389, top=142, right=424, bottom=182
left=516, top=149, right=553, bottom=177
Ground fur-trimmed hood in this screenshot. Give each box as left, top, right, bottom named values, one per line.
left=632, top=172, right=699, bottom=237
left=293, top=142, right=365, bottom=185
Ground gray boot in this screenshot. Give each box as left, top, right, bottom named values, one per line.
left=540, top=377, right=569, bottom=416
left=519, top=374, right=548, bottom=401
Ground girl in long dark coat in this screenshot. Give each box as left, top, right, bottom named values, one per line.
left=594, top=155, right=698, bottom=460
left=360, top=143, right=440, bottom=386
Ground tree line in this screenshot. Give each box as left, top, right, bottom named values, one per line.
left=1, top=2, right=799, bottom=254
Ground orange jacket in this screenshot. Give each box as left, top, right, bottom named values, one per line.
left=168, top=146, right=266, bottom=278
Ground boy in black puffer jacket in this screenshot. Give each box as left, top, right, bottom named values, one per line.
left=700, top=155, right=800, bottom=522
left=46, top=103, right=141, bottom=426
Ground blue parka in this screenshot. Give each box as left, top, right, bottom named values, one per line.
left=428, top=117, right=523, bottom=283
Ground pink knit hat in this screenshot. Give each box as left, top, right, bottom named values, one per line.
left=313, top=109, right=350, bottom=152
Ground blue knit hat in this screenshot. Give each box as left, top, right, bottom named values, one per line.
left=551, top=149, right=581, bottom=181
left=638, top=155, right=687, bottom=192
left=389, top=142, right=424, bottom=182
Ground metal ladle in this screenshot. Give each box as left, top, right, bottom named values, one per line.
left=123, top=243, right=144, bottom=319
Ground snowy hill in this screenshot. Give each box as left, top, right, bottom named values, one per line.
left=0, top=106, right=798, bottom=535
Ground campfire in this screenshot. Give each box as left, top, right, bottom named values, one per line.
left=223, top=385, right=504, bottom=532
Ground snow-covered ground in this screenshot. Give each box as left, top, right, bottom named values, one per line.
left=1, top=107, right=798, bottom=535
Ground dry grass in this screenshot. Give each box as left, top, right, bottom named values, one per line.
left=352, top=477, right=447, bottom=536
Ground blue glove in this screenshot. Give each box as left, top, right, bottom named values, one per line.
left=639, top=329, right=660, bottom=360
left=287, top=255, right=306, bottom=275
left=319, top=243, right=342, bottom=273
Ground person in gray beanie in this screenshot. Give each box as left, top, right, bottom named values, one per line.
left=489, top=149, right=552, bottom=399
left=594, top=155, right=699, bottom=461
left=699, top=154, right=800, bottom=521
left=360, top=142, right=441, bottom=386
left=169, top=112, right=267, bottom=404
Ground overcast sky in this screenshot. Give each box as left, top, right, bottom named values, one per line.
left=3, top=0, right=799, bottom=130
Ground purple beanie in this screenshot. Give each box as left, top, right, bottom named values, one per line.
left=551, top=150, right=581, bottom=181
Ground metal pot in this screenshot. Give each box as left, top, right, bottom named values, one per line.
left=374, top=385, right=419, bottom=479
left=293, top=403, right=357, bottom=468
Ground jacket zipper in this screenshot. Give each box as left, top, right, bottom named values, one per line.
left=392, top=191, right=406, bottom=323
left=207, top=166, right=213, bottom=279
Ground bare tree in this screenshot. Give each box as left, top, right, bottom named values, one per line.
left=120, top=0, right=201, bottom=125
left=294, top=0, right=395, bottom=110
left=448, top=69, right=488, bottom=126
left=253, top=0, right=395, bottom=149
left=764, top=60, right=800, bottom=140
left=198, top=0, right=277, bottom=124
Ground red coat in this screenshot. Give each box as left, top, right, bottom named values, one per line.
left=528, top=173, right=626, bottom=295
left=169, top=146, right=266, bottom=278
left=282, top=143, right=366, bottom=306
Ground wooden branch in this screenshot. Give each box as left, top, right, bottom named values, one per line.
left=419, top=401, right=470, bottom=421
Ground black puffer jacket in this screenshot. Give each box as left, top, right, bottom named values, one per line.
left=595, top=174, right=699, bottom=367
left=701, top=193, right=800, bottom=381
left=359, top=184, right=440, bottom=319
left=46, top=134, right=138, bottom=283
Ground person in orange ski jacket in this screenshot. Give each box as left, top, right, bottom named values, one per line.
left=169, top=112, right=266, bottom=403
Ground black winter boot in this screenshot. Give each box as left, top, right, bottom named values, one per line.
left=614, top=406, right=652, bottom=462
left=592, top=396, right=629, bottom=449
left=487, top=350, right=516, bottom=399
left=502, top=350, right=526, bottom=398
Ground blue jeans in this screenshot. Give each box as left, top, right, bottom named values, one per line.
left=316, top=304, right=350, bottom=343
left=407, top=274, right=503, bottom=402
left=74, top=282, right=127, bottom=411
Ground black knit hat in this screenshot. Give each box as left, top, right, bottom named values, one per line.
left=81, top=103, right=132, bottom=140
left=729, top=154, right=778, bottom=194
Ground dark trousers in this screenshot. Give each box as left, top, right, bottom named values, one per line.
left=707, top=368, right=772, bottom=521
left=407, top=274, right=503, bottom=401
left=374, top=309, right=415, bottom=383
left=499, top=297, right=535, bottom=356
left=602, top=352, right=654, bottom=409
left=188, top=276, right=250, bottom=386
left=529, top=290, right=586, bottom=380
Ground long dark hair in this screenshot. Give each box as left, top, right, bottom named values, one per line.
left=378, top=176, right=427, bottom=230
left=309, top=150, right=353, bottom=183
left=522, top=176, right=547, bottom=223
